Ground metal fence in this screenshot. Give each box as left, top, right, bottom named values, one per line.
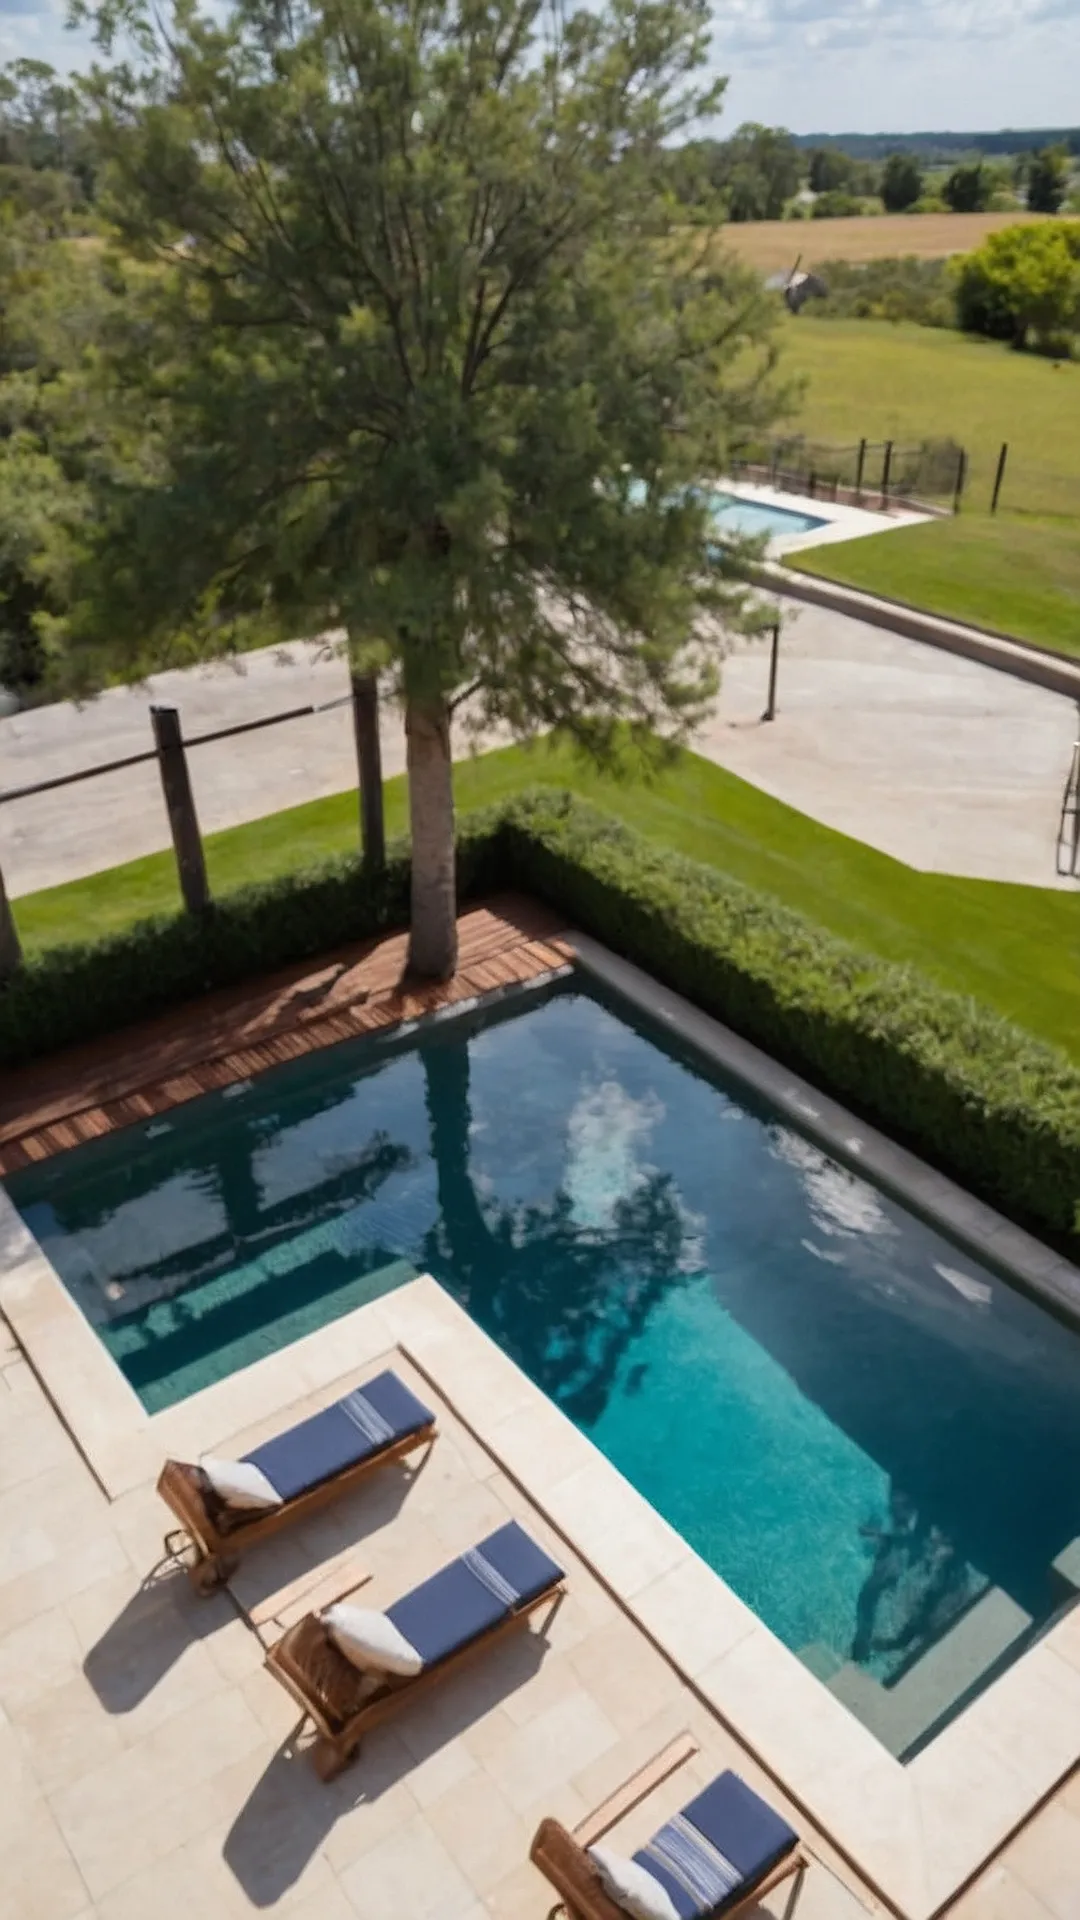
left=731, top=436, right=967, bottom=515
left=733, top=434, right=1080, bottom=523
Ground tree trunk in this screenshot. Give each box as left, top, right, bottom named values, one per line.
left=350, top=669, right=385, bottom=875
left=0, top=861, right=22, bottom=981
left=405, top=694, right=457, bottom=980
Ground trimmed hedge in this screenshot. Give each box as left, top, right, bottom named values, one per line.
left=0, top=814, right=504, bottom=1069
left=3, top=784, right=1078, bottom=1253
left=495, top=790, right=1080, bottom=1254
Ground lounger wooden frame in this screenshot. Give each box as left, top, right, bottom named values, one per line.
left=530, top=1815, right=807, bottom=1920
left=266, top=1572, right=566, bottom=1779
left=158, top=1419, right=437, bottom=1593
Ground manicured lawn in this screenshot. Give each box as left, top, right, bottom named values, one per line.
left=781, top=318, right=1080, bottom=515
left=774, top=318, right=1080, bottom=653
left=11, top=738, right=1080, bottom=1060
left=789, top=511, right=1080, bottom=659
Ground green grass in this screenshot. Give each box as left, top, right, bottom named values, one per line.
left=776, top=318, right=1080, bottom=654
left=12, top=737, right=1080, bottom=1059
left=789, top=510, right=1080, bottom=658
left=782, top=318, right=1080, bottom=511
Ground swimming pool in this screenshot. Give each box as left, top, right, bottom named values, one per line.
left=9, top=976, right=1080, bottom=1758
left=706, top=490, right=828, bottom=540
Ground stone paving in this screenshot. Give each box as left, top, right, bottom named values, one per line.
left=1, top=599, right=1076, bottom=896
left=2, top=1309, right=1080, bottom=1920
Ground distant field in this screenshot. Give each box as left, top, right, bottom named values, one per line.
left=777, top=318, right=1080, bottom=653
left=724, top=210, right=1049, bottom=275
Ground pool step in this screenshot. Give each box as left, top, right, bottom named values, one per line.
left=824, top=1586, right=1033, bottom=1757
left=797, top=1641, right=847, bottom=1684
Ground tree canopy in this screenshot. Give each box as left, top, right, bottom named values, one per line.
left=953, top=221, right=1080, bottom=351
left=1026, top=146, right=1070, bottom=216
left=60, top=0, right=787, bottom=977
left=880, top=152, right=923, bottom=213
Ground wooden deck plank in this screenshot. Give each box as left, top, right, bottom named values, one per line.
left=0, top=895, right=572, bottom=1177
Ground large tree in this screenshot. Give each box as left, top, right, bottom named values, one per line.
left=65, top=0, right=785, bottom=977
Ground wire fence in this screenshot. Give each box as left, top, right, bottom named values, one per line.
left=731, top=436, right=967, bottom=514
left=733, top=434, right=1080, bottom=522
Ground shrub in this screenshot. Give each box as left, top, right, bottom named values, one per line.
left=810, top=190, right=863, bottom=219
left=494, top=791, right=1080, bottom=1252
left=3, top=788, right=1077, bottom=1252
left=954, top=222, right=1080, bottom=350
left=802, top=255, right=954, bottom=328
left=0, top=815, right=505, bottom=1067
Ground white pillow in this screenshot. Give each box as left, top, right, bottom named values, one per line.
left=323, top=1603, right=423, bottom=1677
left=588, top=1845, right=680, bottom=1920
left=201, top=1456, right=283, bottom=1511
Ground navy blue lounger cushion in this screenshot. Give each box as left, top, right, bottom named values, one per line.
left=387, top=1520, right=564, bottom=1668
left=633, top=1770, right=798, bottom=1919
left=243, top=1370, right=433, bottom=1504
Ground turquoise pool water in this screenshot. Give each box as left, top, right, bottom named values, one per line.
left=9, top=978, right=1080, bottom=1756
left=706, top=490, right=828, bottom=539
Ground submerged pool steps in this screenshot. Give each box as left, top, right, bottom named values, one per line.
left=819, top=1586, right=1033, bottom=1758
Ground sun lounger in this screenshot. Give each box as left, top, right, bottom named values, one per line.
left=159, top=1369, right=437, bottom=1591
left=531, top=1768, right=805, bottom=1920
left=265, top=1518, right=566, bottom=1777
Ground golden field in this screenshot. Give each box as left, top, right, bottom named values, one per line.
left=723, top=210, right=1051, bottom=274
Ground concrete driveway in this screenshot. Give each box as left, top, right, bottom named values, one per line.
left=0, top=605, right=1076, bottom=897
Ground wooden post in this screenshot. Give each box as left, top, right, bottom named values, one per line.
left=952, top=448, right=968, bottom=516
left=762, top=619, right=780, bottom=722
left=150, top=704, right=210, bottom=916
left=855, top=438, right=867, bottom=499
left=0, top=859, right=22, bottom=980
left=991, top=441, right=1009, bottom=515
left=350, top=669, right=385, bottom=875
left=881, top=440, right=894, bottom=507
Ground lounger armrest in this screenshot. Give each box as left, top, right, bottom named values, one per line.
left=529, top=1817, right=628, bottom=1920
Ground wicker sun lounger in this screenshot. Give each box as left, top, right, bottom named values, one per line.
left=531, top=1768, right=806, bottom=1920
left=266, top=1518, right=566, bottom=1778
left=159, top=1369, right=437, bottom=1591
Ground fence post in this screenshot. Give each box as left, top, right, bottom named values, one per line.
left=762, top=619, right=781, bottom=723
left=350, top=669, right=386, bottom=875
left=150, top=704, right=210, bottom=916
left=0, top=860, right=22, bottom=981
left=991, top=442, right=1009, bottom=515
left=855, top=438, right=867, bottom=500
left=952, top=449, right=968, bottom=516
left=881, top=440, right=894, bottom=507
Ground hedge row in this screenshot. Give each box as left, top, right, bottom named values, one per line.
left=0, top=814, right=504, bottom=1069
left=495, top=790, right=1080, bottom=1254
left=2, top=785, right=1077, bottom=1252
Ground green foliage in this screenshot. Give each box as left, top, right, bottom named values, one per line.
left=0, top=59, right=98, bottom=206
left=0, top=815, right=506, bottom=1066
left=1027, top=147, right=1070, bottom=215
left=880, top=153, right=923, bottom=213
left=943, top=163, right=992, bottom=213
left=801, top=257, right=954, bottom=328
left=954, top=221, right=1080, bottom=350
left=713, top=123, right=801, bottom=222
left=807, top=147, right=854, bottom=195
left=4, top=789, right=1077, bottom=1248
left=810, top=190, right=864, bottom=220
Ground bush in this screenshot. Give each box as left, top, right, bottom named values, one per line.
left=802, top=255, right=954, bottom=328
left=954, top=221, right=1080, bottom=350
left=3, top=788, right=1078, bottom=1251
left=0, top=816, right=505, bottom=1067
left=810, top=190, right=863, bottom=219
left=493, top=791, right=1080, bottom=1252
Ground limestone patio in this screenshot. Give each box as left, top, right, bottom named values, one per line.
left=4, top=917, right=1080, bottom=1920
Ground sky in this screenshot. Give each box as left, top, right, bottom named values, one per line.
left=2, top=0, right=1079, bottom=137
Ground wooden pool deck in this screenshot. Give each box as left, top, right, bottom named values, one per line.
left=0, top=895, right=572, bottom=1176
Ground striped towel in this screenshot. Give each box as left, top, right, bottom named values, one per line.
left=643, top=1813, right=743, bottom=1913
left=340, top=1387, right=394, bottom=1449
left=462, top=1545, right=520, bottom=1609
